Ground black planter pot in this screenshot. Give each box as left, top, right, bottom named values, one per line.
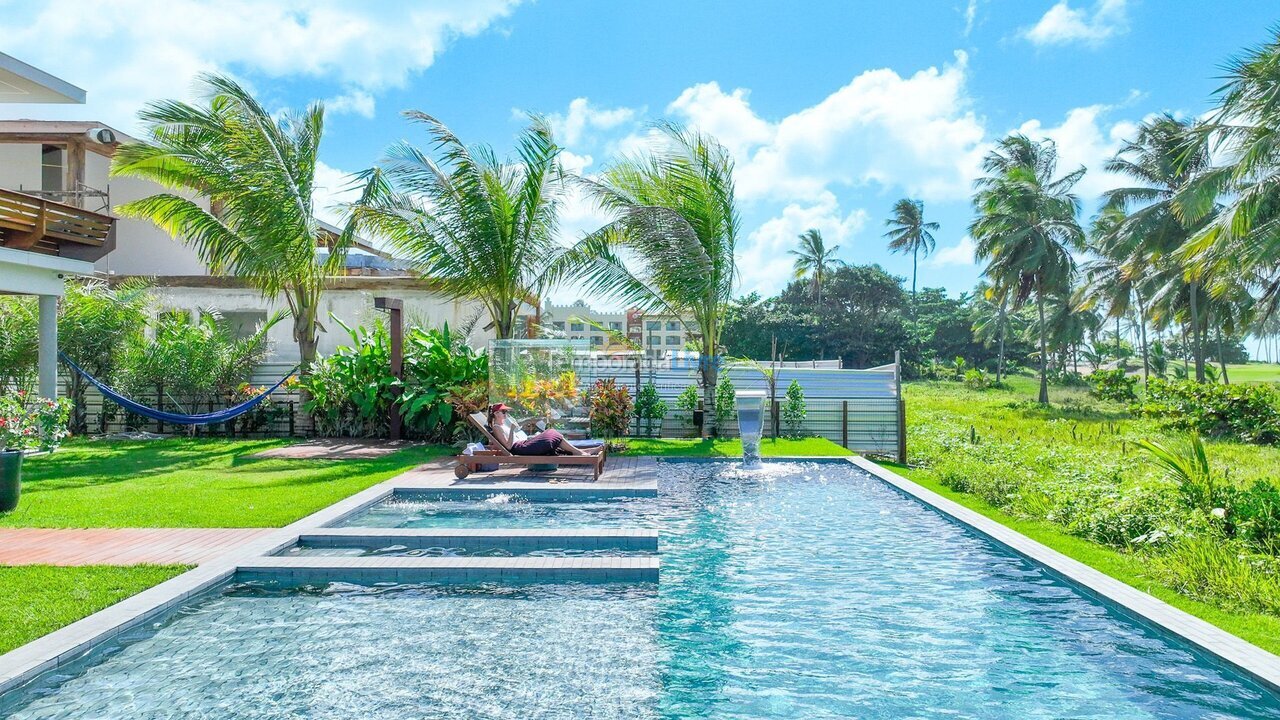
left=0, top=450, right=21, bottom=512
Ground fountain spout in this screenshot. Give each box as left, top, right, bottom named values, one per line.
left=735, top=390, right=767, bottom=468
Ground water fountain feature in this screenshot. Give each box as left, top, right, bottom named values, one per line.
left=734, top=390, right=767, bottom=467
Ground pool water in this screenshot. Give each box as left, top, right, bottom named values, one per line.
left=4, top=461, right=1279, bottom=719
left=281, top=543, right=655, bottom=558
left=335, top=491, right=673, bottom=529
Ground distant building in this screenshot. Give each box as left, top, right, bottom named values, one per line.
left=541, top=299, right=695, bottom=358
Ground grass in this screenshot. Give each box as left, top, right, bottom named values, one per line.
left=880, top=460, right=1280, bottom=656
left=1225, top=362, right=1280, bottom=385
left=619, top=436, right=853, bottom=457
left=0, top=565, right=190, bottom=654
left=1, top=438, right=451, bottom=528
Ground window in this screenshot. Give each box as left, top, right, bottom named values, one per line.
left=666, top=321, right=681, bottom=331
left=570, top=322, right=585, bottom=332
left=552, top=321, right=565, bottom=331
left=590, top=335, right=604, bottom=346
left=41, top=145, right=64, bottom=193
left=648, top=335, right=660, bottom=346
left=666, top=335, right=681, bottom=345
left=646, top=320, right=660, bottom=331
left=608, top=321, right=622, bottom=331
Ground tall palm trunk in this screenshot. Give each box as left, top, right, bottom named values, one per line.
left=1137, top=297, right=1150, bottom=383
left=1216, top=325, right=1230, bottom=384
left=701, top=349, right=718, bottom=438
left=996, top=300, right=1007, bottom=383
left=1115, top=315, right=1122, bottom=368
left=1189, top=280, right=1205, bottom=382
left=1037, top=278, right=1049, bottom=405
left=911, top=246, right=918, bottom=301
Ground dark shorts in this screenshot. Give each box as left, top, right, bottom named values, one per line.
left=511, top=429, right=565, bottom=456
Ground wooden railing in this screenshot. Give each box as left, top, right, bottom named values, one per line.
left=0, top=187, right=115, bottom=262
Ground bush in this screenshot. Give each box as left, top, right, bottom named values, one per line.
left=298, top=320, right=396, bottom=437
left=1087, top=368, right=1137, bottom=402
left=588, top=379, right=633, bottom=438
left=1229, top=480, right=1280, bottom=553
left=782, top=379, right=806, bottom=436
left=1134, top=378, right=1280, bottom=445
left=676, top=385, right=700, bottom=436
left=1154, top=535, right=1280, bottom=615
left=0, top=393, right=71, bottom=452
left=714, top=375, right=736, bottom=427
left=634, top=382, right=668, bottom=438
left=400, top=324, right=487, bottom=441
left=963, top=368, right=993, bottom=391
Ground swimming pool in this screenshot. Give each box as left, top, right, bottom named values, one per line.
left=333, top=488, right=672, bottom=529
left=2, top=460, right=1278, bottom=718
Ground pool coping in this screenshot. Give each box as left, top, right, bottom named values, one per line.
left=848, top=455, right=1280, bottom=694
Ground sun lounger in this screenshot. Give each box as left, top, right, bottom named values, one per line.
left=453, top=413, right=607, bottom=480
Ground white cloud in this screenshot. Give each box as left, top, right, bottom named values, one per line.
left=963, top=0, right=981, bottom=36
left=1022, top=0, right=1128, bottom=47
left=546, top=98, right=637, bottom=146
left=737, top=192, right=867, bottom=296
left=311, top=161, right=363, bottom=228
left=667, top=51, right=988, bottom=204
left=929, top=236, right=977, bottom=268
left=0, top=0, right=520, bottom=131
left=325, top=88, right=376, bottom=119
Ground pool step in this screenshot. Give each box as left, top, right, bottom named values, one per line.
left=286, top=528, right=658, bottom=555
left=237, top=556, right=658, bottom=584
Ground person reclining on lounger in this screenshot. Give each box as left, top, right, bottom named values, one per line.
left=487, top=403, right=603, bottom=456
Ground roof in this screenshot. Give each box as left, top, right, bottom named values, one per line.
left=0, top=120, right=135, bottom=143
left=0, top=54, right=86, bottom=104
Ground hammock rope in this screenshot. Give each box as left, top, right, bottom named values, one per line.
left=59, top=352, right=297, bottom=426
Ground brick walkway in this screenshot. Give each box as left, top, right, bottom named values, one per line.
left=0, top=528, right=275, bottom=566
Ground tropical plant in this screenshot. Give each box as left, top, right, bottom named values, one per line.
left=297, top=319, right=395, bottom=437
left=58, top=279, right=154, bottom=432
left=351, top=114, right=563, bottom=339
left=634, top=382, right=668, bottom=438
left=1135, top=378, right=1280, bottom=445
left=884, top=198, right=939, bottom=300
left=0, top=394, right=71, bottom=452
left=970, top=280, right=1018, bottom=382
left=781, top=379, right=807, bottom=436
left=1133, top=433, right=1224, bottom=513
left=564, top=122, right=739, bottom=436
left=788, top=228, right=844, bottom=303
left=971, top=134, right=1086, bottom=404
left=1087, top=368, right=1138, bottom=402
left=588, top=379, right=633, bottom=438
left=714, top=374, right=736, bottom=428
left=1104, top=113, right=1214, bottom=383
left=963, top=368, right=993, bottom=390
left=112, top=73, right=355, bottom=372
left=0, top=298, right=37, bottom=394
left=400, top=324, right=488, bottom=440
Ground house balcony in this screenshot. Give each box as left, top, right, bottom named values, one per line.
left=0, top=187, right=115, bottom=263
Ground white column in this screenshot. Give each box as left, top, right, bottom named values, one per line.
left=38, top=294, right=58, bottom=399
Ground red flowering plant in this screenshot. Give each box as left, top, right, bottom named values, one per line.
left=0, top=392, right=72, bottom=452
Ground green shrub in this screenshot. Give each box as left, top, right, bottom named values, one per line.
left=675, top=385, right=700, bottom=436
left=1087, top=368, right=1137, bottom=402
left=963, top=368, right=993, bottom=390
left=781, top=380, right=807, bottom=436
left=588, top=379, right=633, bottom=438
left=0, top=394, right=71, bottom=452
left=714, top=375, right=736, bottom=427
left=634, top=382, right=668, bottom=438
left=298, top=320, right=396, bottom=437
left=400, top=324, right=487, bottom=441
left=1134, top=378, right=1280, bottom=445
left=1154, top=535, right=1280, bottom=615
left=1229, top=480, right=1280, bottom=553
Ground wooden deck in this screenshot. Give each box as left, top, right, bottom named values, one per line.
left=0, top=528, right=274, bottom=566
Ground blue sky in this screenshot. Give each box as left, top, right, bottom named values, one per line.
left=3, top=0, right=1276, bottom=308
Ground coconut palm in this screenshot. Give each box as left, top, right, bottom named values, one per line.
left=971, top=134, right=1086, bottom=404
left=788, top=228, right=843, bottom=303
left=1075, top=206, right=1151, bottom=378
left=1104, top=113, right=1213, bottom=381
left=112, top=73, right=354, bottom=372
left=883, top=198, right=939, bottom=300
left=350, top=113, right=563, bottom=339
left=561, top=122, right=739, bottom=436
left=970, top=279, right=1017, bottom=382
left=1177, top=29, right=1280, bottom=326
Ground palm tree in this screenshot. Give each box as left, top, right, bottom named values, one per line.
left=112, top=74, right=354, bottom=373
left=788, top=228, right=843, bottom=303
left=1177, top=29, right=1280, bottom=327
left=970, top=279, right=1015, bottom=382
left=1075, top=206, right=1149, bottom=379
left=971, top=134, right=1086, bottom=404
left=562, top=122, right=739, bottom=436
left=884, top=198, right=939, bottom=300
left=350, top=113, right=563, bottom=339
left=1105, top=113, right=1213, bottom=381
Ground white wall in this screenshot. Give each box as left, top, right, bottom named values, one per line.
left=152, top=284, right=495, bottom=363
left=0, top=143, right=42, bottom=192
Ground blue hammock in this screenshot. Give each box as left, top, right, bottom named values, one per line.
left=59, top=353, right=296, bottom=426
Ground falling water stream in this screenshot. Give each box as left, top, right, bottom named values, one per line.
left=734, top=390, right=767, bottom=468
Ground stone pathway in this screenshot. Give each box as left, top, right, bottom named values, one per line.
left=0, top=528, right=275, bottom=566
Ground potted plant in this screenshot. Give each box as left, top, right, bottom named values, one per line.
left=0, top=393, right=71, bottom=512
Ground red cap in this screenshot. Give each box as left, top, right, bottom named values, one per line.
left=489, top=403, right=512, bottom=413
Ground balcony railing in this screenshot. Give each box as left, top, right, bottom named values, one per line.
left=0, top=187, right=115, bottom=262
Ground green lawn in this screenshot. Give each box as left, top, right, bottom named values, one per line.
left=0, top=565, right=190, bottom=654
left=882, top=461, right=1280, bottom=656
left=1, top=438, right=451, bottom=528
left=1225, top=362, right=1280, bottom=384
left=620, top=436, right=852, bottom=457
